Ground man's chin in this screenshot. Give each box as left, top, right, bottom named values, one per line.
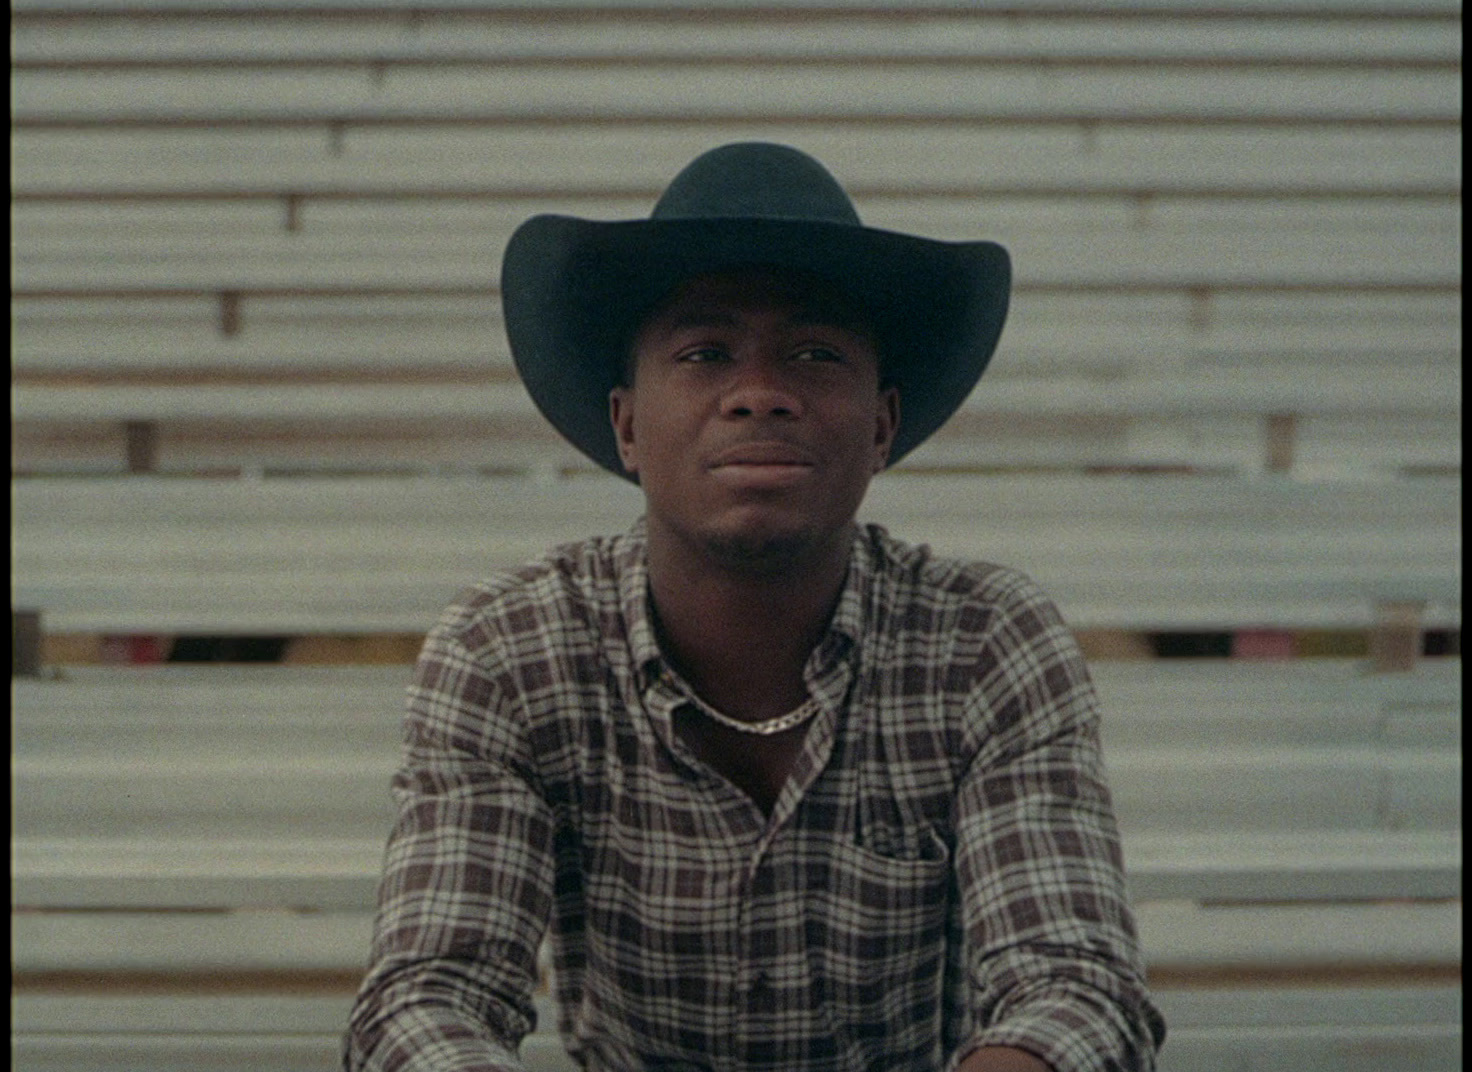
left=697, top=519, right=849, bottom=577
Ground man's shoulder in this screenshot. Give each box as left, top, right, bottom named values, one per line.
left=430, top=530, right=638, bottom=654
left=859, top=524, right=1077, bottom=661
left=862, top=523, right=1051, bottom=617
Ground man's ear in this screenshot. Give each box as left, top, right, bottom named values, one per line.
left=609, top=387, right=639, bottom=476
left=873, top=385, right=900, bottom=472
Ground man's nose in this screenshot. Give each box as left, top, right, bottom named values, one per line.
left=721, top=359, right=802, bottom=418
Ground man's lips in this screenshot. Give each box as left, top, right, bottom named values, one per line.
left=706, top=442, right=816, bottom=469
left=706, top=442, right=817, bottom=487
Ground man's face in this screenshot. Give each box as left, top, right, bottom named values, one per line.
left=609, top=269, right=900, bottom=571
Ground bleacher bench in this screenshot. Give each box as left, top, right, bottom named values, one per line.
left=12, top=661, right=1461, bottom=1071
left=10, top=1, right=1460, bottom=1069
left=11, top=473, right=1460, bottom=634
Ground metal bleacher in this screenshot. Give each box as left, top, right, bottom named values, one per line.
left=10, top=1, right=1462, bottom=1070
left=10, top=659, right=1463, bottom=1070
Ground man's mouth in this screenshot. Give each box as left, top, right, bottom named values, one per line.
left=707, top=442, right=816, bottom=469
left=707, top=442, right=816, bottom=485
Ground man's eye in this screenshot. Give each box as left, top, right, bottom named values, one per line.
left=678, top=346, right=728, bottom=363
left=794, top=346, right=844, bottom=363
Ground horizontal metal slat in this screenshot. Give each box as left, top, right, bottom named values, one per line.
left=10, top=900, right=1460, bottom=977
left=12, top=124, right=1462, bottom=198
left=11, top=365, right=1462, bottom=421
left=11, top=12, right=1461, bottom=66
left=10, top=989, right=1462, bottom=1072
left=12, top=829, right=1463, bottom=909
left=10, top=748, right=1455, bottom=828
left=12, top=474, right=1460, bottom=629
left=14, top=661, right=1459, bottom=748
left=12, top=286, right=1459, bottom=377
left=10, top=988, right=1463, bottom=1057
left=11, top=228, right=1460, bottom=292
left=12, top=63, right=1460, bottom=124
left=7, top=0, right=1464, bottom=15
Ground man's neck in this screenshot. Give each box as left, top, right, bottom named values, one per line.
left=645, top=522, right=854, bottom=721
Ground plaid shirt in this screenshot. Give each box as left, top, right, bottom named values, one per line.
left=345, top=520, right=1165, bottom=1071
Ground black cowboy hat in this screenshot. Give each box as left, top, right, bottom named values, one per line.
left=501, top=142, right=1011, bottom=478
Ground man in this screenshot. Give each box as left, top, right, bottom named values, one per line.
left=345, top=142, right=1166, bottom=1071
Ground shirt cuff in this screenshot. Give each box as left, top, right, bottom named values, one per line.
left=949, top=1001, right=1151, bottom=1072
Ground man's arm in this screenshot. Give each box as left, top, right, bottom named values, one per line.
left=344, top=622, right=556, bottom=1072
left=948, top=576, right=1165, bottom=1071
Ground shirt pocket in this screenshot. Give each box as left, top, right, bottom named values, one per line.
left=808, top=829, right=951, bottom=985
left=855, top=817, right=950, bottom=864
left=804, top=831, right=952, bottom=1063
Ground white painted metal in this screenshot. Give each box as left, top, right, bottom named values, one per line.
left=11, top=837, right=388, bottom=910
left=9, top=993, right=575, bottom=1072
left=13, top=126, right=1462, bottom=196
left=15, top=416, right=1458, bottom=482
left=10, top=989, right=1462, bottom=1072
left=1093, top=660, right=1463, bottom=748
left=9, top=896, right=1461, bottom=1072
left=1122, top=829, right=1462, bottom=902
left=11, top=662, right=1462, bottom=906
left=12, top=661, right=1459, bottom=750
left=13, top=827, right=1461, bottom=909
left=8, top=0, right=1463, bottom=13
left=1139, top=900, right=1461, bottom=969
left=11, top=911, right=374, bottom=975
left=12, top=474, right=1461, bottom=630
left=11, top=900, right=1460, bottom=977
left=11, top=14, right=1462, bottom=65
left=13, top=227, right=1460, bottom=291
left=13, top=60, right=1460, bottom=123
left=8, top=4, right=1463, bottom=1069
left=10, top=1037, right=367, bottom=1072
left=13, top=742, right=1458, bottom=840
left=11, top=295, right=1459, bottom=377
left=10, top=243, right=1461, bottom=293
left=10, top=364, right=1462, bottom=420
left=12, top=1022, right=1460, bottom=1072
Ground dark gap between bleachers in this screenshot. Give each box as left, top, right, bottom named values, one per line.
left=166, top=636, right=291, bottom=663
left=18, top=629, right=1461, bottom=670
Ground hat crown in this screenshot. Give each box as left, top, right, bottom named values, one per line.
left=651, top=142, right=863, bottom=226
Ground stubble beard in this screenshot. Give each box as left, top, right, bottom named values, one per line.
left=701, top=528, right=816, bottom=577
left=694, top=512, right=857, bottom=581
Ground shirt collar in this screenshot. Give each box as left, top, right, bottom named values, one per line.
left=824, top=525, right=870, bottom=654
left=617, top=518, right=871, bottom=690
left=613, top=517, right=665, bottom=688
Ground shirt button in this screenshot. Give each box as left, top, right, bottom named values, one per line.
left=742, top=970, right=771, bottom=1012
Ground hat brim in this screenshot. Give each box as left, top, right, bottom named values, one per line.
left=501, top=215, right=1010, bottom=479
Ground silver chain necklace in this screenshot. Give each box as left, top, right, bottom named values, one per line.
left=683, top=693, right=824, bottom=736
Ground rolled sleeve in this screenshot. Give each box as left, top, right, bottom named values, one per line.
left=344, top=620, right=557, bottom=1072
left=950, top=583, right=1166, bottom=1071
